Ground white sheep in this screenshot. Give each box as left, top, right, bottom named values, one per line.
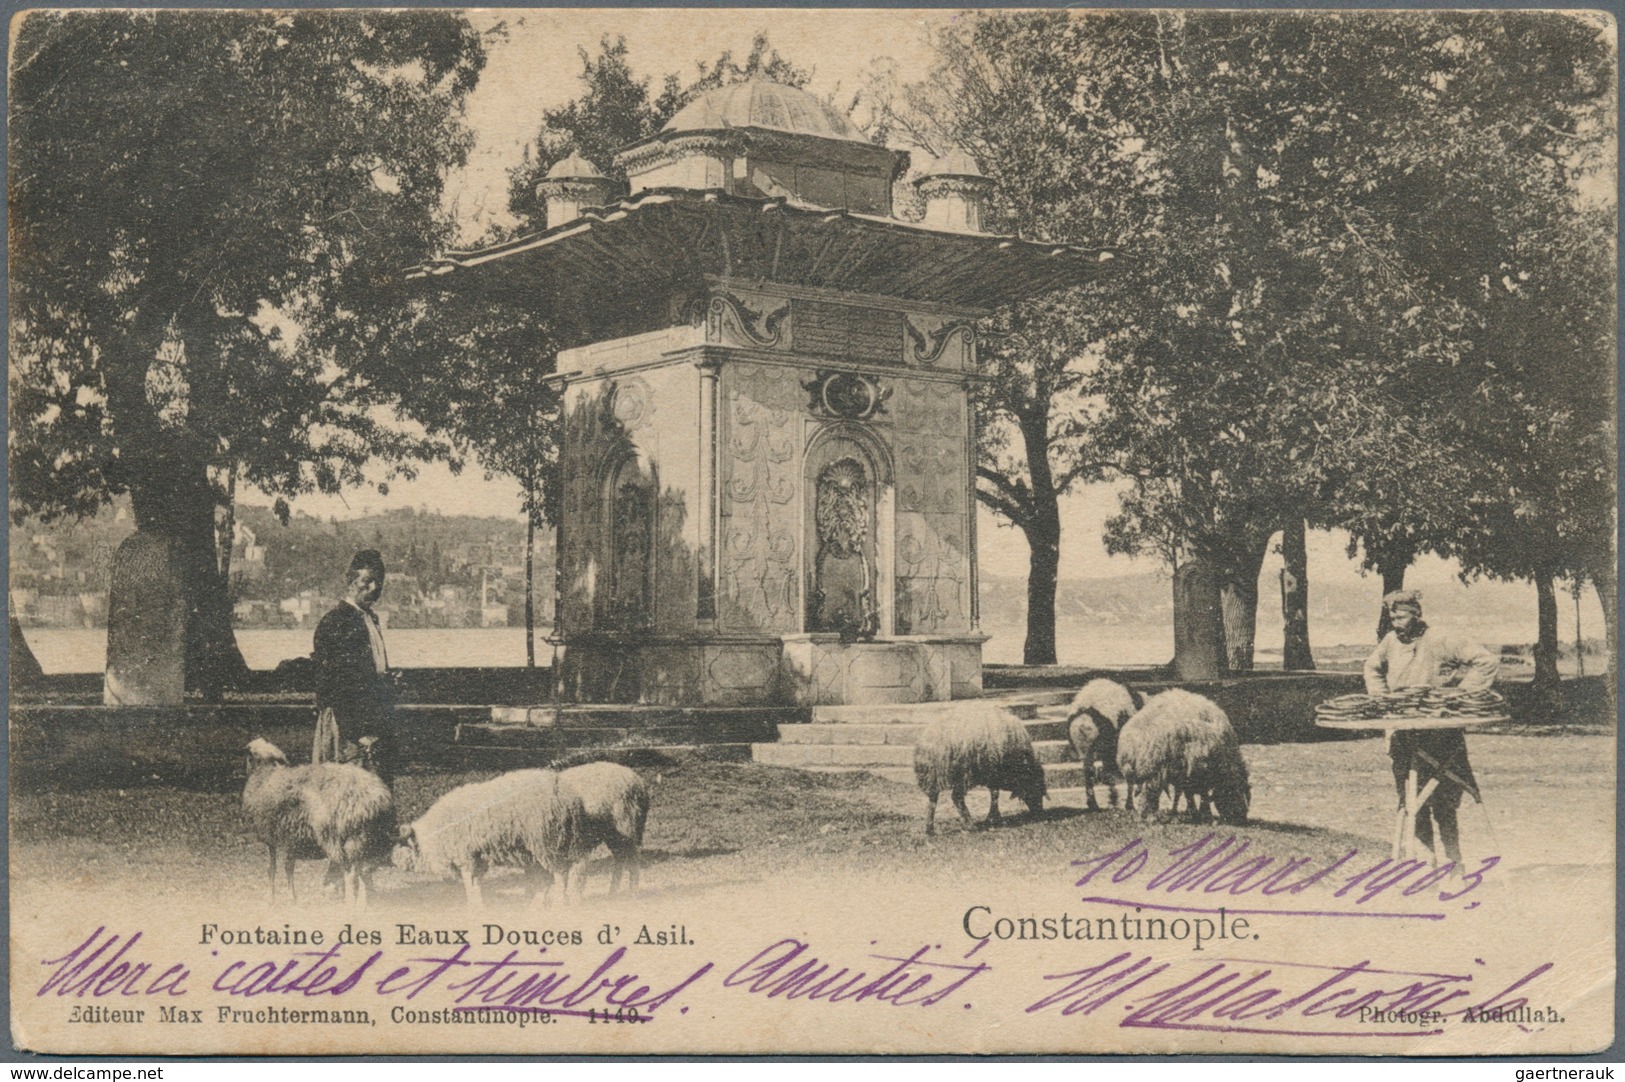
left=242, top=737, right=396, bottom=908
left=913, top=704, right=1046, bottom=835
left=1115, top=689, right=1251, bottom=824
left=1065, top=679, right=1143, bottom=811
left=555, top=759, right=650, bottom=897
left=391, top=769, right=586, bottom=909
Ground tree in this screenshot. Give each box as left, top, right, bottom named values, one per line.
left=1085, top=11, right=1612, bottom=675
left=369, top=286, right=558, bottom=664
left=1449, top=202, right=1617, bottom=694
left=1279, top=518, right=1314, bottom=670
left=9, top=11, right=486, bottom=695
left=872, top=13, right=1157, bottom=664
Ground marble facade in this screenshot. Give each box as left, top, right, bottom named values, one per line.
left=554, top=285, right=983, bottom=705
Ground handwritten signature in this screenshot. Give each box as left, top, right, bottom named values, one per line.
left=1026, top=952, right=1555, bottom=1037
left=38, top=926, right=1562, bottom=1037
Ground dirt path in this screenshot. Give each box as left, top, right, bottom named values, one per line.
left=12, top=731, right=1611, bottom=913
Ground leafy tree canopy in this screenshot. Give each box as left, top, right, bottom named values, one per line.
left=9, top=9, right=489, bottom=527
left=8, top=9, right=488, bottom=690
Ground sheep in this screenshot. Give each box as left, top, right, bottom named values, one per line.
left=913, top=704, right=1047, bottom=836
left=391, top=769, right=586, bottom=910
left=1115, top=689, right=1250, bottom=825
left=242, top=738, right=396, bottom=908
left=1064, top=679, right=1144, bottom=811
left=551, top=757, right=650, bottom=897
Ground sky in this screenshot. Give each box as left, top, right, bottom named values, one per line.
left=241, top=10, right=1589, bottom=620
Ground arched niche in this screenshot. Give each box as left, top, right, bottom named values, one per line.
left=601, top=451, right=658, bottom=628
left=803, top=423, right=894, bottom=638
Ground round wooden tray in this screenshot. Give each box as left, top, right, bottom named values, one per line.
left=1314, top=713, right=1510, bottom=731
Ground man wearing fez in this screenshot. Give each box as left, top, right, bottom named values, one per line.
left=1363, top=590, right=1498, bottom=863
left=312, top=549, right=397, bottom=786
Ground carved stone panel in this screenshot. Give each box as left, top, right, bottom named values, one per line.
left=705, top=291, right=791, bottom=351
left=890, top=378, right=970, bottom=634
left=895, top=511, right=969, bottom=634
left=894, top=380, right=966, bottom=514
left=557, top=383, right=610, bottom=636
left=903, top=314, right=975, bottom=370
left=719, top=363, right=802, bottom=632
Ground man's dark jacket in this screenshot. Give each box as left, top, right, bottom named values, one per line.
left=313, top=602, right=392, bottom=740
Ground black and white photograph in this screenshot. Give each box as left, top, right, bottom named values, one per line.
left=7, top=7, right=1617, bottom=1057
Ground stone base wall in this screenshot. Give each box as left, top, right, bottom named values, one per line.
left=558, top=635, right=985, bottom=706
left=780, top=635, right=983, bottom=706
left=557, top=639, right=784, bottom=706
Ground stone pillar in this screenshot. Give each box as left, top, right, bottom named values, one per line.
left=965, top=378, right=981, bottom=630
left=104, top=532, right=187, bottom=706
left=1173, top=558, right=1228, bottom=681
left=696, top=359, right=719, bottom=623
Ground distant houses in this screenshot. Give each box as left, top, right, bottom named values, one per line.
left=16, top=506, right=556, bottom=630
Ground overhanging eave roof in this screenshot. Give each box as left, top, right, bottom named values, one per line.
left=409, top=188, right=1119, bottom=316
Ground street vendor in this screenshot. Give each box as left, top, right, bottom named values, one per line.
left=1363, top=590, right=1498, bottom=863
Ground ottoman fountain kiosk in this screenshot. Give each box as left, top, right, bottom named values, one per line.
left=415, top=80, right=1113, bottom=708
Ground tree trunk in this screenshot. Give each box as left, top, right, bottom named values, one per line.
left=1533, top=569, right=1561, bottom=691
left=1018, top=408, right=1062, bottom=666
left=1572, top=580, right=1585, bottom=678
left=1173, top=557, right=1227, bottom=680
left=1280, top=517, right=1315, bottom=670
left=1218, top=532, right=1272, bottom=672
left=1374, top=558, right=1411, bottom=641
left=1592, top=565, right=1617, bottom=682
left=96, top=308, right=249, bottom=700
left=525, top=506, right=537, bottom=668
left=1022, top=520, right=1061, bottom=666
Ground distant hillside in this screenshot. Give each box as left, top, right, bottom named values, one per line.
left=980, top=568, right=1569, bottom=654
left=13, top=502, right=548, bottom=628
left=232, top=504, right=541, bottom=600
left=16, top=501, right=1582, bottom=655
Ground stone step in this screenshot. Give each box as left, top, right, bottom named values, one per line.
left=446, top=742, right=754, bottom=771
left=807, top=698, right=1052, bottom=724
left=458, top=721, right=760, bottom=753
left=797, top=761, right=1086, bottom=789
left=486, top=706, right=794, bottom=742
left=752, top=737, right=1076, bottom=769
left=773, top=718, right=1071, bottom=745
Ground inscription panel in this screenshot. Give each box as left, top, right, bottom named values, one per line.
left=793, top=299, right=903, bottom=364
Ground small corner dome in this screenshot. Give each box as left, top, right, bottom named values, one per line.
left=663, top=78, right=857, bottom=141
left=546, top=151, right=606, bottom=180
left=918, top=147, right=985, bottom=180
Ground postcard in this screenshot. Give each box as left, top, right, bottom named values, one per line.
left=9, top=6, right=1616, bottom=1057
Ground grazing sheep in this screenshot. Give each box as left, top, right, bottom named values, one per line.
left=242, top=738, right=396, bottom=908
left=1065, top=679, right=1144, bottom=811
left=1115, top=690, right=1250, bottom=824
left=392, top=769, right=585, bottom=909
left=913, top=704, right=1047, bottom=836
left=554, top=759, right=650, bottom=896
